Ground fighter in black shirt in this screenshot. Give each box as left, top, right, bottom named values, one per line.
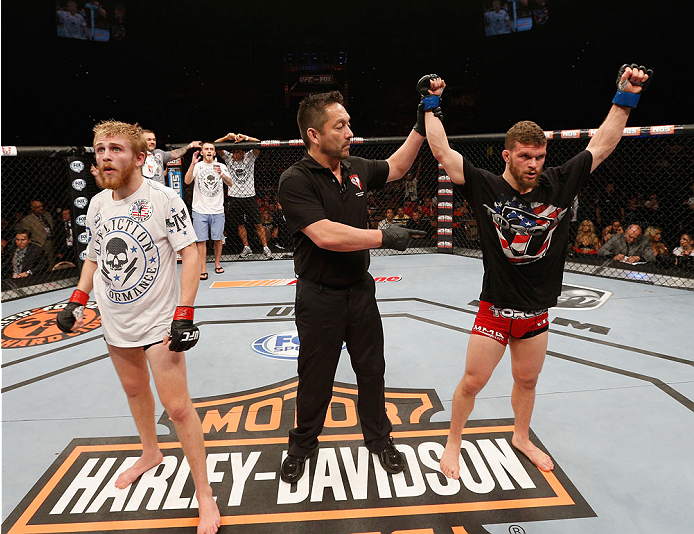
left=420, top=65, right=652, bottom=478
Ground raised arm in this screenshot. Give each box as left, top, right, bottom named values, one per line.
left=170, top=141, right=202, bottom=160
left=385, top=130, right=425, bottom=182
left=586, top=64, right=652, bottom=172
left=184, top=150, right=201, bottom=185
left=235, top=133, right=261, bottom=157
left=421, top=75, right=466, bottom=185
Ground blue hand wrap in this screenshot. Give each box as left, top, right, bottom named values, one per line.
left=612, top=91, right=640, bottom=108
left=422, top=95, right=440, bottom=111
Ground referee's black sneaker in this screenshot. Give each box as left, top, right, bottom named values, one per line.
left=280, top=448, right=317, bottom=483
left=376, top=437, right=406, bottom=474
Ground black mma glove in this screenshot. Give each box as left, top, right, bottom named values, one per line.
left=168, top=306, right=200, bottom=352
left=612, top=63, right=653, bottom=108
left=416, top=73, right=444, bottom=121
left=381, top=226, right=427, bottom=251
left=56, top=289, right=89, bottom=333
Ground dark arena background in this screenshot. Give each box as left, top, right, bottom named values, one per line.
left=2, top=2, right=693, bottom=534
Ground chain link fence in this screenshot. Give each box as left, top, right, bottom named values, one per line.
left=2, top=125, right=693, bottom=301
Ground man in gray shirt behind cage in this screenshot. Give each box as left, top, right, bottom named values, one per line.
left=598, top=223, right=655, bottom=263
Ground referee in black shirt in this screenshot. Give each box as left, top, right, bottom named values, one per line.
left=278, top=91, right=427, bottom=483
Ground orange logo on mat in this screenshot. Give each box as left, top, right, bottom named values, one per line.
left=2, top=379, right=594, bottom=534
left=1, top=303, right=101, bottom=348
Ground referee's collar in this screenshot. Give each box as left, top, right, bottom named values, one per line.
left=301, top=153, right=352, bottom=172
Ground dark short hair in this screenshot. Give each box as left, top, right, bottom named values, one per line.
left=297, top=91, right=344, bottom=146
left=15, top=228, right=31, bottom=239
left=505, top=120, right=547, bottom=150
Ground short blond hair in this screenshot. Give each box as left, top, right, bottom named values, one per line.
left=505, top=120, right=547, bottom=150
left=93, top=120, right=147, bottom=157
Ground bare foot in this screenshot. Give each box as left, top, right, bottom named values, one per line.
left=439, top=440, right=462, bottom=479
left=512, top=435, right=554, bottom=472
left=115, top=451, right=164, bottom=489
left=196, top=491, right=221, bottom=534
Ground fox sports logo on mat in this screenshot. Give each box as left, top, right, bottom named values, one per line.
left=252, top=331, right=346, bottom=360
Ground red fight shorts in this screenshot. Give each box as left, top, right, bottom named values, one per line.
left=471, top=301, right=549, bottom=346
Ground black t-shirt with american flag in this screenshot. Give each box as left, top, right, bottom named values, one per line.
left=460, top=150, right=592, bottom=311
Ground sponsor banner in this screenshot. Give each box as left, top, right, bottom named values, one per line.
left=1, top=302, right=101, bottom=348
left=66, top=155, right=95, bottom=269
left=1, top=145, right=18, bottom=156
left=211, top=276, right=402, bottom=289
left=560, top=129, right=581, bottom=139
left=2, top=378, right=594, bottom=533
left=167, top=166, right=183, bottom=199
left=650, top=125, right=675, bottom=135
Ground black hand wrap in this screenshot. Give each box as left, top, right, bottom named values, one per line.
left=613, top=63, right=653, bottom=108
left=616, top=63, right=654, bottom=91
left=381, top=226, right=427, bottom=251
left=168, top=306, right=200, bottom=352
left=416, top=73, right=444, bottom=121
left=56, top=289, right=89, bottom=333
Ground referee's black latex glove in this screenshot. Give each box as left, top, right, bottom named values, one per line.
left=381, top=226, right=427, bottom=251
left=167, top=306, right=200, bottom=352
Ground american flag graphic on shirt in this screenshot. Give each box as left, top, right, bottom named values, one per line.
left=483, top=195, right=567, bottom=264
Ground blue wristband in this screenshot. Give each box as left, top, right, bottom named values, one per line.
left=422, top=95, right=440, bottom=111
left=612, top=91, right=640, bottom=108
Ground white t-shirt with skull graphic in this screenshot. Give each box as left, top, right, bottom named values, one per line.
left=85, top=179, right=197, bottom=347
left=191, top=160, right=229, bottom=214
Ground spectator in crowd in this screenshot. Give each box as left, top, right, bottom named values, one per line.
left=56, top=1, right=88, bottom=40
left=260, top=210, right=275, bottom=246
left=367, top=204, right=379, bottom=229
left=403, top=199, right=416, bottom=217
left=682, top=182, right=694, bottom=234
left=595, top=182, right=625, bottom=228
left=643, top=192, right=661, bottom=227
left=623, top=194, right=646, bottom=228
left=184, top=142, right=232, bottom=279
left=2, top=229, right=48, bottom=280
left=406, top=208, right=434, bottom=245
left=672, top=233, right=694, bottom=267
left=600, top=225, right=615, bottom=246
left=420, top=197, right=434, bottom=218
left=404, top=167, right=419, bottom=201
left=598, top=224, right=655, bottom=263
left=378, top=208, right=395, bottom=230
left=22, top=200, right=55, bottom=268
left=54, top=208, right=76, bottom=264
left=644, top=226, right=669, bottom=261
left=610, top=219, right=624, bottom=234
left=214, top=132, right=273, bottom=259
left=393, top=206, right=410, bottom=227
left=572, top=220, right=600, bottom=255
left=143, top=130, right=201, bottom=186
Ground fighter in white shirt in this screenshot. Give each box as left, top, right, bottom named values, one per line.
left=57, top=120, right=221, bottom=534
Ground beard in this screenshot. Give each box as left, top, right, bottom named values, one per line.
left=99, top=159, right=137, bottom=190
left=508, top=159, right=542, bottom=191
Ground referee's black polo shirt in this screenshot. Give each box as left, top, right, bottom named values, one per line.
left=278, top=153, right=389, bottom=287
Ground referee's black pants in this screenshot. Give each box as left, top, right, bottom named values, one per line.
left=288, top=274, right=392, bottom=456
